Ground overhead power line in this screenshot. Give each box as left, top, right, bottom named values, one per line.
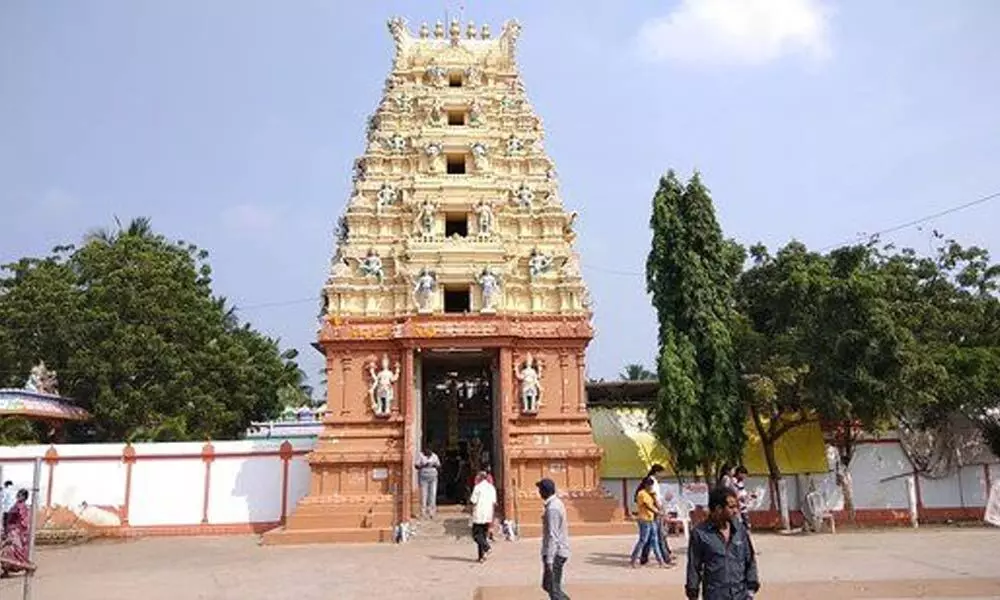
left=818, top=189, right=1000, bottom=252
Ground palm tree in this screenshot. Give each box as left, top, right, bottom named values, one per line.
left=619, top=363, right=655, bottom=381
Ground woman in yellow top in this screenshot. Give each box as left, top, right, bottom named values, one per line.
left=630, top=477, right=669, bottom=567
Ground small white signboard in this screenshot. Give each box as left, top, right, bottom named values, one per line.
left=681, top=482, right=709, bottom=506
left=372, top=468, right=389, bottom=481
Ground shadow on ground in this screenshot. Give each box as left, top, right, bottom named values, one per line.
left=427, top=554, right=479, bottom=563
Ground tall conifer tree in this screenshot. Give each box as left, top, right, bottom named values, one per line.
left=646, top=171, right=745, bottom=474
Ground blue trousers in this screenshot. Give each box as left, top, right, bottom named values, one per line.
left=630, top=520, right=665, bottom=563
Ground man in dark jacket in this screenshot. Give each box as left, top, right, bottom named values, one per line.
left=686, top=486, right=760, bottom=599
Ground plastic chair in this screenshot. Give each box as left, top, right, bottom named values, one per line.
left=805, top=490, right=836, bottom=533
left=667, top=498, right=695, bottom=540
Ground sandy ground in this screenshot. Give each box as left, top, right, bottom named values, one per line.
left=2, top=527, right=998, bottom=599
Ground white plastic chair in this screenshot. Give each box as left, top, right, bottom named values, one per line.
left=805, top=490, right=836, bottom=533
left=667, top=498, right=695, bottom=541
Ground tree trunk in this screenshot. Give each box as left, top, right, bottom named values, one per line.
left=835, top=422, right=857, bottom=522
left=761, top=437, right=790, bottom=528
left=752, top=407, right=786, bottom=529
left=702, top=460, right=716, bottom=487
left=838, top=468, right=855, bottom=522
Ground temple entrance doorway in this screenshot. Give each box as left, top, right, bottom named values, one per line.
left=418, top=348, right=498, bottom=506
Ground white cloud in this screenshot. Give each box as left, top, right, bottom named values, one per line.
left=221, top=203, right=279, bottom=233
left=635, top=0, right=832, bottom=66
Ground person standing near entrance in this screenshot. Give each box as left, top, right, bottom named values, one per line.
left=415, top=447, right=441, bottom=519
left=537, top=478, right=571, bottom=600
left=469, top=471, right=497, bottom=563
left=686, top=486, right=760, bottom=600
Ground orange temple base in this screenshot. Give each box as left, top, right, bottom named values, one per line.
left=262, top=315, right=624, bottom=545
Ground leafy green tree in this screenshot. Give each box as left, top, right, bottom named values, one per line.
left=646, top=170, right=746, bottom=476
left=735, top=240, right=924, bottom=519
left=0, top=218, right=303, bottom=443
left=619, top=363, right=656, bottom=381
left=734, top=242, right=825, bottom=503
left=803, top=243, right=914, bottom=517
left=873, top=236, right=1000, bottom=462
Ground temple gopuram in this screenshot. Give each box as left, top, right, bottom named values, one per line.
left=264, top=17, right=624, bottom=544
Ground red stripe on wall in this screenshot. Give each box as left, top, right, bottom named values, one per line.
left=0, top=449, right=311, bottom=463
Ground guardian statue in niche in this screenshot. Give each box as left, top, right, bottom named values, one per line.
left=476, top=267, right=502, bottom=312
left=369, top=354, right=401, bottom=416
left=412, top=267, right=437, bottom=313
left=475, top=198, right=495, bottom=236
left=516, top=353, right=542, bottom=414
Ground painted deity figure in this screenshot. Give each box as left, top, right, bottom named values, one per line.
left=369, top=354, right=400, bottom=416
left=516, top=353, right=542, bottom=413
left=425, top=142, right=444, bottom=172
left=376, top=183, right=398, bottom=214
left=477, top=267, right=502, bottom=312
left=474, top=199, right=494, bottom=236
left=528, top=249, right=554, bottom=279
left=471, top=142, right=489, bottom=171
left=427, top=97, right=445, bottom=126
left=465, top=65, right=483, bottom=88
left=359, top=249, right=384, bottom=282
left=506, top=135, right=524, bottom=155
left=514, top=183, right=534, bottom=209
left=414, top=198, right=437, bottom=237
left=383, top=133, right=407, bottom=153
left=468, top=98, right=484, bottom=127
left=425, top=61, right=447, bottom=87
left=392, top=91, right=414, bottom=114
left=24, top=361, right=58, bottom=395
left=413, top=268, right=436, bottom=312
left=500, top=95, right=519, bottom=113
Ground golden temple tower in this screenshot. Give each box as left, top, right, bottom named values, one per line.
left=265, top=17, right=622, bottom=545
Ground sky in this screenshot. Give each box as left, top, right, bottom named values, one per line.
left=2, top=0, right=999, bottom=389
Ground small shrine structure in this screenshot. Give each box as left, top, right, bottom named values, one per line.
left=0, top=362, right=91, bottom=441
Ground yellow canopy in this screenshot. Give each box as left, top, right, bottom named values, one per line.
left=588, top=406, right=828, bottom=478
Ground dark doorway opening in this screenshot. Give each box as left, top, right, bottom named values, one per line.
left=420, top=350, right=496, bottom=505
left=445, top=214, right=468, bottom=238
left=444, top=287, right=471, bottom=313
left=446, top=154, right=466, bottom=175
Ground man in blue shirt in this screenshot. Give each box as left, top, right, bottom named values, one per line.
left=686, top=486, right=760, bottom=599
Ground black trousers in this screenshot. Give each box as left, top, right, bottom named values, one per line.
left=542, top=555, right=569, bottom=600
left=639, top=520, right=671, bottom=564
left=472, top=523, right=491, bottom=560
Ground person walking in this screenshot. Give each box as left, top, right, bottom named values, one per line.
left=537, top=478, right=570, bottom=600
left=630, top=477, right=670, bottom=568
left=415, top=446, right=441, bottom=519
left=685, top=486, right=760, bottom=599
left=638, top=464, right=674, bottom=565
left=469, top=471, right=496, bottom=563
left=733, top=466, right=756, bottom=530
left=1, top=489, right=35, bottom=578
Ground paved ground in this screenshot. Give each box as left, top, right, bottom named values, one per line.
left=2, top=528, right=998, bottom=599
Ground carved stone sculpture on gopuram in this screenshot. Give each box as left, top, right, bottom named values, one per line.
left=265, top=17, right=622, bottom=546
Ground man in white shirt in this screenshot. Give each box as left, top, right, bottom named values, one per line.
left=468, top=470, right=497, bottom=563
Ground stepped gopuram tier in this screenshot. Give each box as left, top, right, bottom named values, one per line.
left=263, top=17, right=623, bottom=545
